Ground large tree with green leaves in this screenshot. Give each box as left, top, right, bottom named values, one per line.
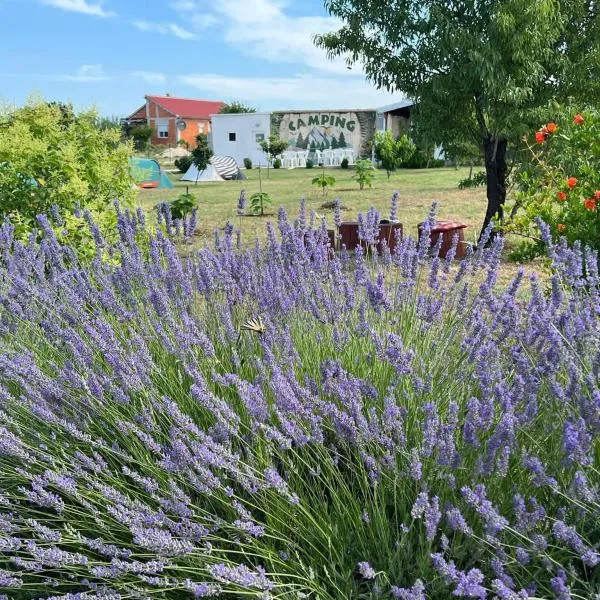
left=316, top=1, right=600, bottom=237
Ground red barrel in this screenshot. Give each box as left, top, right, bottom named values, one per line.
left=417, top=220, right=468, bottom=259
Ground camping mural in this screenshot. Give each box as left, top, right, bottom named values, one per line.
left=271, top=111, right=376, bottom=158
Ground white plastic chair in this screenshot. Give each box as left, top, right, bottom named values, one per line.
left=296, top=151, right=308, bottom=167
left=332, top=149, right=345, bottom=166
left=281, top=151, right=298, bottom=168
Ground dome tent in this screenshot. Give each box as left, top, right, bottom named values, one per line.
left=180, top=156, right=246, bottom=182
left=130, top=157, right=173, bottom=189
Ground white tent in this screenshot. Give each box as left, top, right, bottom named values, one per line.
left=180, top=163, right=224, bottom=182
left=180, top=156, right=245, bottom=182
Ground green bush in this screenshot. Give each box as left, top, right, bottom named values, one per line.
left=340, top=157, right=349, bottom=169
left=170, top=192, right=198, bottom=219
left=306, top=159, right=314, bottom=169
left=374, top=131, right=416, bottom=178
left=243, top=157, right=253, bottom=169
left=273, top=158, right=282, bottom=169
left=0, top=97, right=134, bottom=254
left=458, top=171, right=487, bottom=189
left=174, top=155, right=193, bottom=173
left=401, top=148, right=444, bottom=169
left=507, top=108, right=600, bottom=256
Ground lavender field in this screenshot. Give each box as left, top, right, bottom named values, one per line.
left=0, top=202, right=599, bottom=600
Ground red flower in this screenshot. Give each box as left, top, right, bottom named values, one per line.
left=557, top=191, right=567, bottom=201
left=557, top=223, right=566, bottom=233
left=584, top=198, right=597, bottom=212
left=574, top=114, right=585, bottom=125
left=594, top=190, right=600, bottom=199
left=546, top=122, right=558, bottom=134
left=535, top=131, right=546, bottom=144
left=567, top=177, right=578, bottom=189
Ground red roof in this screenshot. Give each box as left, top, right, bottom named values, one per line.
left=146, top=95, right=224, bottom=119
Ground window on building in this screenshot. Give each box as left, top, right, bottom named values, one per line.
left=198, top=122, right=205, bottom=134
left=229, top=132, right=236, bottom=141
left=255, top=133, right=265, bottom=143
left=157, top=119, right=169, bottom=138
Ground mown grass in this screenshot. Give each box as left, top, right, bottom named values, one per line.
left=136, top=167, right=485, bottom=242
left=136, top=166, right=544, bottom=287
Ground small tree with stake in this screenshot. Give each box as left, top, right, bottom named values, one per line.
left=191, top=134, right=213, bottom=185
left=259, top=135, right=288, bottom=177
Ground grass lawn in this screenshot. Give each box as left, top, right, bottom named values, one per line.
left=137, top=166, right=488, bottom=245
left=136, top=166, right=543, bottom=287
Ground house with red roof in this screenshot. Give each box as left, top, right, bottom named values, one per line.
left=126, top=95, right=224, bottom=148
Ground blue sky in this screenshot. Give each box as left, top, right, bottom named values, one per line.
left=0, top=0, right=400, bottom=117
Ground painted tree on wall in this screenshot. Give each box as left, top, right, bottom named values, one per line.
left=331, top=136, right=339, bottom=149
left=338, top=132, right=347, bottom=148
left=315, top=0, right=600, bottom=238
left=296, top=132, right=305, bottom=149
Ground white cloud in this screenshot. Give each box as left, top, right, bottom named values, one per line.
left=168, top=0, right=357, bottom=76
left=133, top=20, right=197, bottom=40
left=178, top=73, right=398, bottom=109
left=132, top=71, right=167, bottom=84
left=58, top=64, right=111, bottom=82
left=40, top=0, right=114, bottom=17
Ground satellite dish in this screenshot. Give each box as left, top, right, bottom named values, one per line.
left=177, top=119, right=187, bottom=131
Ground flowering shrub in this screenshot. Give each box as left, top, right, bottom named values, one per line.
left=0, top=205, right=599, bottom=599
left=508, top=109, right=600, bottom=258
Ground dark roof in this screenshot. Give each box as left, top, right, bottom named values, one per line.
left=146, top=95, right=225, bottom=119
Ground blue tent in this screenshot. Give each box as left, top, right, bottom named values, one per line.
left=130, top=157, right=173, bottom=189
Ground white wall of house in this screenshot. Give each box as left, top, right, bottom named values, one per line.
left=210, top=112, right=272, bottom=167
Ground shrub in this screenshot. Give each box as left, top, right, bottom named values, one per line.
left=306, top=159, right=314, bottom=169
left=174, top=155, right=193, bottom=173
left=401, top=148, right=444, bottom=169
left=506, top=109, right=600, bottom=257
left=0, top=97, right=134, bottom=256
left=374, top=131, right=416, bottom=178
left=243, top=157, right=253, bottom=169
left=354, top=159, right=376, bottom=189
left=340, top=157, right=349, bottom=169
left=273, top=158, right=282, bottom=169
left=0, top=206, right=599, bottom=599
left=458, top=171, right=487, bottom=189
left=170, top=192, right=198, bottom=219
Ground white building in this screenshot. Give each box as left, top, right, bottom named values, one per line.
left=210, top=112, right=271, bottom=167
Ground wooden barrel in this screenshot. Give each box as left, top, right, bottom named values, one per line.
left=417, top=220, right=468, bottom=259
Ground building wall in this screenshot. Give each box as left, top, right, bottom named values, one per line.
left=211, top=113, right=272, bottom=166
left=144, top=100, right=211, bottom=147
left=271, top=110, right=376, bottom=157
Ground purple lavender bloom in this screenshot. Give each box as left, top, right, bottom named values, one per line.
left=390, top=191, right=400, bottom=223
left=237, top=190, right=247, bottom=215
left=550, top=569, right=571, bottom=600
left=391, top=579, right=425, bottom=599
left=208, top=563, right=273, bottom=591
left=357, top=561, right=376, bottom=579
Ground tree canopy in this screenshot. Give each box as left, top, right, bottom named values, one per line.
left=0, top=97, right=134, bottom=236
left=219, top=101, right=257, bottom=114
left=315, top=0, right=600, bottom=234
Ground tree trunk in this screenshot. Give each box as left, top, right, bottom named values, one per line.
left=480, top=135, right=507, bottom=243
